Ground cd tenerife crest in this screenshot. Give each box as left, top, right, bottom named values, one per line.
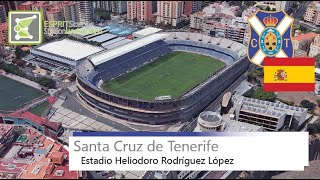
left=247, top=10, right=294, bottom=66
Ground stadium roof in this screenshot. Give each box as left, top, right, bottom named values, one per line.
left=36, top=39, right=104, bottom=61
left=105, top=39, right=132, bottom=50
left=101, top=37, right=125, bottom=47
left=88, top=33, right=117, bottom=43
left=69, top=25, right=104, bottom=37
left=132, top=27, right=163, bottom=38
left=90, top=33, right=168, bottom=66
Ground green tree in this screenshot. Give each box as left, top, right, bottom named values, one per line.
left=265, top=6, right=271, bottom=11
left=69, top=73, right=77, bottom=81
left=36, top=77, right=56, bottom=89
left=307, top=123, right=320, bottom=135
left=292, top=24, right=301, bottom=34
left=15, top=47, right=26, bottom=59
left=300, top=39, right=313, bottom=53
left=252, top=87, right=276, bottom=102
left=132, top=18, right=138, bottom=24
left=15, top=59, right=26, bottom=67
left=95, top=8, right=111, bottom=20
left=315, top=54, right=320, bottom=67
left=246, top=68, right=263, bottom=83
left=300, top=99, right=316, bottom=110
left=243, top=88, right=254, bottom=98
left=27, top=63, right=34, bottom=68
left=243, top=87, right=276, bottom=102
left=0, top=62, right=26, bottom=77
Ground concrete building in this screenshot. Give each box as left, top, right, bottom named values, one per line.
left=0, top=1, right=18, bottom=14
left=184, top=1, right=193, bottom=17
left=127, top=1, right=153, bottom=22
left=202, top=2, right=240, bottom=18
left=46, top=8, right=64, bottom=22
left=77, top=1, right=94, bottom=22
left=111, top=1, right=127, bottom=14
left=59, top=1, right=80, bottom=22
left=242, top=6, right=258, bottom=21
left=0, top=125, right=85, bottom=179
left=0, top=124, right=16, bottom=155
left=152, top=109, right=262, bottom=179
left=93, top=1, right=111, bottom=11
left=194, top=111, right=263, bottom=132
left=49, top=1, right=59, bottom=5
left=0, top=5, right=6, bottom=23
left=225, top=18, right=247, bottom=43
left=233, top=95, right=308, bottom=131
left=294, top=49, right=308, bottom=57
left=152, top=1, right=157, bottom=13
left=32, top=1, right=51, bottom=21
left=309, top=34, right=320, bottom=57
left=192, top=1, right=204, bottom=14
left=93, top=1, right=127, bottom=14
left=189, top=2, right=245, bottom=42
left=184, top=1, right=204, bottom=17
left=304, top=2, right=320, bottom=25
left=202, top=16, right=248, bottom=43
left=243, top=28, right=249, bottom=45
left=17, top=1, right=33, bottom=10
left=156, top=1, right=184, bottom=27
left=0, top=22, right=8, bottom=45
left=275, top=1, right=294, bottom=12
left=190, top=12, right=210, bottom=30
left=292, top=30, right=317, bottom=51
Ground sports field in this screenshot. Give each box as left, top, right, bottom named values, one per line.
left=28, top=101, right=50, bottom=116
left=0, top=76, right=44, bottom=112
left=102, top=51, right=225, bottom=100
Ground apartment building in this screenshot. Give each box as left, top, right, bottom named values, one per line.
left=309, top=34, right=320, bottom=57
left=304, top=2, right=320, bottom=25
left=156, top=1, right=184, bottom=27
left=127, top=1, right=153, bottom=22
left=0, top=5, right=7, bottom=23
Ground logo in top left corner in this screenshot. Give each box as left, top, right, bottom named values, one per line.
left=8, top=11, right=42, bottom=45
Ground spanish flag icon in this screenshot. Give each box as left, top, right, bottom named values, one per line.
left=264, top=58, right=315, bottom=92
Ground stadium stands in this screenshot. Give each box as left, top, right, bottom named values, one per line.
left=76, top=32, right=249, bottom=124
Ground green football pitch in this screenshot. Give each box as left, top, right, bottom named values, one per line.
left=0, top=76, right=44, bottom=112
left=102, top=51, right=226, bottom=101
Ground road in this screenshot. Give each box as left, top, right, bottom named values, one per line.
left=293, top=2, right=317, bottom=31
left=293, top=1, right=311, bottom=20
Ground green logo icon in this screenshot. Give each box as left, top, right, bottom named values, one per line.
left=8, top=11, right=42, bottom=45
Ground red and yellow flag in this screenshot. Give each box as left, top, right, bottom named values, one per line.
left=264, top=58, right=315, bottom=92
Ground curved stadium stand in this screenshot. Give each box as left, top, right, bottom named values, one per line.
left=76, top=32, right=249, bottom=124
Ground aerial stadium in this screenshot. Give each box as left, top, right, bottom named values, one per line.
left=76, top=32, right=249, bottom=124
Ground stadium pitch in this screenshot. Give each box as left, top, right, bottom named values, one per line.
left=102, top=51, right=225, bottom=100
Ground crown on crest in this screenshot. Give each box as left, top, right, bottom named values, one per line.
left=263, top=15, right=278, bottom=27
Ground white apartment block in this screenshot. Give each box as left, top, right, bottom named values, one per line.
left=309, top=34, right=320, bottom=57
left=304, top=2, right=320, bottom=25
